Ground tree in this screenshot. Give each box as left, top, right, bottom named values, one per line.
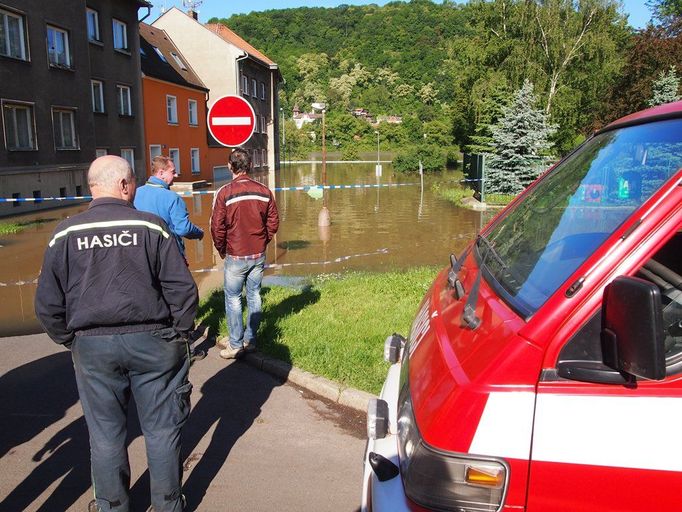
left=486, top=80, right=557, bottom=194
left=648, top=66, right=681, bottom=106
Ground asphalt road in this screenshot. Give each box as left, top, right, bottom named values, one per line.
left=0, top=333, right=366, bottom=512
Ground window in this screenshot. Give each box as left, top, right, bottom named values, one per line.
left=262, top=149, right=266, bottom=167
left=2, top=100, right=36, bottom=150
left=260, top=82, right=265, bottom=101
left=251, top=79, right=257, bottom=98
left=188, top=99, right=198, bottom=126
left=95, top=148, right=107, bottom=158
left=153, top=46, right=167, bottom=62
left=167, top=95, right=177, bottom=124
left=254, top=150, right=260, bottom=167
left=112, top=19, right=128, bottom=51
left=75, top=185, right=82, bottom=196
left=190, top=148, right=200, bottom=174
left=121, top=148, right=134, bottom=171
left=149, top=144, right=162, bottom=162
left=59, top=187, right=66, bottom=197
left=241, top=75, right=248, bottom=95
left=47, top=25, right=71, bottom=68
left=117, top=85, right=131, bottom=115
left=170, top=52, right=187, bottom=70
left=0, top=8, right=27, bottom=60
left=169, top=148, right=180, bottom=174
left=91, top=80, right=104, bottom=113
left=261, top=115, right=266, bottom=134
left=52, top=108, right=78, bottom=150
left=86, top=8, right=100, bottom=42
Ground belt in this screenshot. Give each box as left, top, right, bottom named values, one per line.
left=227, top=252, right=264, bottom=261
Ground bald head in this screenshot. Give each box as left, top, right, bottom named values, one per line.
left=88, top=155, right=136, bottom=202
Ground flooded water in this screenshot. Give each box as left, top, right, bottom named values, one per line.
left=0, top=162, right=491, bottom=336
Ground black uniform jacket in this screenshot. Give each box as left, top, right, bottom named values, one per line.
left=35, top=197, right=198, bottom=346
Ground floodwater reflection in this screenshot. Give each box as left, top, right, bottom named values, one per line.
left=0, top=162, right=490, bottom=336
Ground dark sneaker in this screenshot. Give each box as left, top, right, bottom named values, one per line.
left=243, top=341, right=257, bottom=353
left=190, top=349, right=206, bottom=364
left=220, top=346, right=243, bottom=359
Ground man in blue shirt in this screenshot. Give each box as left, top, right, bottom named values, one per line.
left=134, top=155, right=204, bottom=262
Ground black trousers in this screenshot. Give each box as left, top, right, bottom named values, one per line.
left=71, top=329, right=191, bottom=512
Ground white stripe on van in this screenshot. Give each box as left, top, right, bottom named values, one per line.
left=469, top=391, right=536, bottom=460
left=532, top=393, right=682, bottom=471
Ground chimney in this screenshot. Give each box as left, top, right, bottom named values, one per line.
left=188, top=9, right=198, bottom=20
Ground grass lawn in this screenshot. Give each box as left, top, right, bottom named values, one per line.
left=0, top=220, right=50, bottom=236
left=196, top=267, right=440, bottom=395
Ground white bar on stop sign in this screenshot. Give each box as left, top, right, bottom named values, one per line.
left=213, top=117, right=251, bottom=126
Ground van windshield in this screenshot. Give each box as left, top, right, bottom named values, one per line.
left=480, top=117, right=682, bottom=317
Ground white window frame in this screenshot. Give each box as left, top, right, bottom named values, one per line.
left=188, top=99, right=198, bottom=126
left=262, top=148, right=267, bottom=168
left=251, top=78, right=257, bottom=98
left=149, top=144, right=162, bottom=163
left=260, top=82, right=265, bottom=101
left=95, top=148, right=107, bottom=158
left=166, top=95, right=178, bottom=124
left=254, top=150, right=260, bottom=167
left=190, top=148, right=200, bottom=174
left=47, top=25, right=71, bottom=68
left=2, top=100, right=36, bottom=151
left=0, top=8, right=28, bottom=60
left=86, top=8, right=100, bottom=42
left=121, top=148, right=135, bottom=171
left=169, top=148, right=180, bottom=175
left=170, top=52, right=187, bottom=70
left=117, top=85, right=131, bottom=116
left=112, top=18, right=128, bottom=51
left=52, top=107, right=78, bottom=150
left=91, top=80, right=104, bottom=113
left=241, top=75, right=248, bottom=96
left=153, top=46, right=167, bottom=62
left=261, top=115, right=266, bottom=134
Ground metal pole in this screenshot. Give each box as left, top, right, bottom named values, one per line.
left=322, top=108, right=326, bottom=186
left=280, top=107, right=286, bottom=171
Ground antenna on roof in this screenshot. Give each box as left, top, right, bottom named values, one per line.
left=182, top=0, right=202, bottom=20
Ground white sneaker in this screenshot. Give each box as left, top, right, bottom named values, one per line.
left=219, top=346, right=243, bottom=359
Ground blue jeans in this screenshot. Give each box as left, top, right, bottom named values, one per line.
left=223, top=255, right=265, bottom=350
left=71, top=329, right=191, bottom=512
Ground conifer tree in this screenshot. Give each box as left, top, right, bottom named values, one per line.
left=648, top=66, right=681, bottom=107
left=485, top=80, right=557, bottom=195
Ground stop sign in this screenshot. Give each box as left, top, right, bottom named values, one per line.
left=207, top=95, right=256, bottom=147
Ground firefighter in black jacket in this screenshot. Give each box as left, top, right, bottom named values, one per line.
left=35, top=155, right=198, bottom=512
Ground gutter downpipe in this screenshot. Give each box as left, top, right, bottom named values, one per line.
left=235, top=51, right=248, bottom=97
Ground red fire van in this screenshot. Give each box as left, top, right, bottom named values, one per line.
left=362, top=101, right=682, bottom=512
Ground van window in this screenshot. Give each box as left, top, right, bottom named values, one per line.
left=558, top=230, right=682, bottom=375
left=481, top=118, right=682, bottom=316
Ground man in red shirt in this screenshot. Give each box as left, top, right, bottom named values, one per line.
left=210, top=149, right=279, bottom=358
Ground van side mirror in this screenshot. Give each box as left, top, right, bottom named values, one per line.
left=601, top=276, right=666, bottom=381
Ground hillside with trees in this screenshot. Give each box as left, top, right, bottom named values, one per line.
left=209, top=0, right=682, bottom=163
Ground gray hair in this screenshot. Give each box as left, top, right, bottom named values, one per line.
left=88, top=155, right=134, bottom=191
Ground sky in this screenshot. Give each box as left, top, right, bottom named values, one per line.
left=145, top=0, right=654, bottom=29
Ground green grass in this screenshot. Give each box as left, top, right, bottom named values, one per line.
left=0, top=220, right=50, bottom=235
left=196, top=267, right=440, bottom=394
left=432, top=182, right=474, bottom=205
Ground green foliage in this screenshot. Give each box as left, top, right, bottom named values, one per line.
left=393, top=145, right=447, bottom=173
left=648, top=65, right=681, bottom=106
left=486, top=80, right=557, bottom=194
left=198, top=268, right=439, bottom=394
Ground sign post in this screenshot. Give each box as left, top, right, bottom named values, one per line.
left=207, top=95, right=256, bottom=148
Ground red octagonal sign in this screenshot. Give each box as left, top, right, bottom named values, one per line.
left=207, top=95, right=256, bottom=148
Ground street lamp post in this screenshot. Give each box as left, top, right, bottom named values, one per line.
left=375, top=130, right=382, bottom=177
left=280, top=107, right=286, bottom=171
left=312, top=102, right=330, bottom=226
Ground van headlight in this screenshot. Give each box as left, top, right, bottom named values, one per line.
left=397, top=384, right=508, bottom=511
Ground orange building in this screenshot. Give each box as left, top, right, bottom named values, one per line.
left=139, top=22, right=229, bottom=183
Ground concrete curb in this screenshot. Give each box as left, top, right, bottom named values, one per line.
left=243, top=352, right=376, bottom=414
